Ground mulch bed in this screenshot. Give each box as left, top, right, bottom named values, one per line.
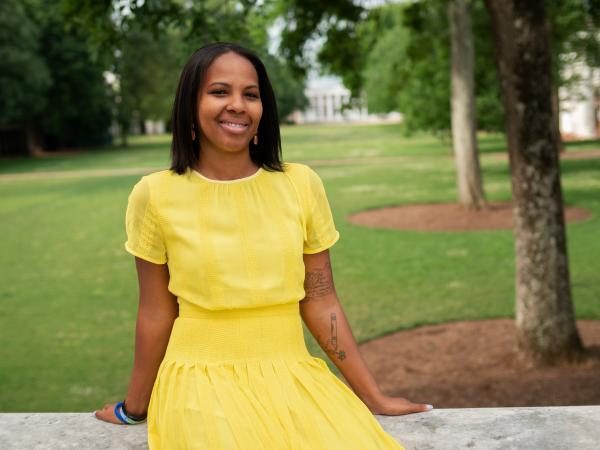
left=348, top=202, right=592, bottom=232
left=360, top=319, right=600, bottom=408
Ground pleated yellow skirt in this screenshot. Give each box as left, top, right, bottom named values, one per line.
left=147, top=301, right=405, bottom=450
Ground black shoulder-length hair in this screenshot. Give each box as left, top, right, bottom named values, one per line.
left=170, top=42, right=283, bottom=174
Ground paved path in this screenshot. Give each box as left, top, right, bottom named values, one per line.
left=0, top=166, right=161, bottom=182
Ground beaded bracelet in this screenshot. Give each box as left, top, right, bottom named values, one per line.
left=114, top=401, right=147, bottom=425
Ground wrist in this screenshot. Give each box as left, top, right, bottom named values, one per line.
left=123, top=398, right=148, bottom=418
left=356, top=388, right=385, bottom=408
left=114, top=401, right=146, bottom=425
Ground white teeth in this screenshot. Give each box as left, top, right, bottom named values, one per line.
left=221, top=121, right=247, bottom=128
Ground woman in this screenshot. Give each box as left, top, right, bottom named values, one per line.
left=95, top=42, right=431, bottom=449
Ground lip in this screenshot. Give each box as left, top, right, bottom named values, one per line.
left=218, top=119, right=249, bottom=134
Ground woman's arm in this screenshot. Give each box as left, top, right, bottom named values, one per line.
left=299, top=250, right=432, bottom=416
left=95, top=257, right=178, bottom=422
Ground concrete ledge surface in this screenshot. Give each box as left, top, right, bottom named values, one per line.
left=1, top=406, right=599, bottom=449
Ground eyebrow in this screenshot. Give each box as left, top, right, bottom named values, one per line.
left=208, top=82, right=259, bottom=89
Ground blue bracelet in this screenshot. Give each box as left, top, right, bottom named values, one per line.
left=114, top=401, right=146, bottom=425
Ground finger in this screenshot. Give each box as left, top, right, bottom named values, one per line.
left=412, top=403, right=434, bottom=413
left=96, top=409, right=122, bottom=424
left=95, top=407, right=113, bottom=422
left=393, top=403, right=432, bottom=415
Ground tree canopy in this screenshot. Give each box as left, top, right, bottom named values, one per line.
left=35, top=1, right=113, bottom=149
left=0, top=0, right=113, bottom=153
left=0, top=0, right=50, bottom=128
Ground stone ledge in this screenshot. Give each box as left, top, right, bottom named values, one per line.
left=1, top=406, right=598, bottom=449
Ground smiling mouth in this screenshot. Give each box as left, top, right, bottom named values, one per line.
left=219, top=120, right=249, bottom=130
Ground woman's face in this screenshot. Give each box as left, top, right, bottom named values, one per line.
left=196, top=52, right=263, bottom=157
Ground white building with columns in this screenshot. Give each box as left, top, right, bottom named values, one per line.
left=290, top=76, right=401, bottom=124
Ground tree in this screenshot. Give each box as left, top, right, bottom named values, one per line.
left=114, top=25, right=191, bottom=145
left=276, top=0, right=363, bottom=78
left=448, top=0, right=485, bottom=208
left=484, top=0, right=583, bottom=364
left=262, top=54, right=309, bottom=121
left=360, top=3, right=453, bottom=132
left=0, top=0, right=50, bottom=154
left=0, top=0, right=113, bottom=153
left=33, top=1, right=113, bottom=150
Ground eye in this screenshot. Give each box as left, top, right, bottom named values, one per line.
left=245, top=92, right=260, bottom=99
left=209, top=89, right=227, bottom=96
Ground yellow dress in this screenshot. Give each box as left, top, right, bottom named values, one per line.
left=124, top=162, right=405, bottom=450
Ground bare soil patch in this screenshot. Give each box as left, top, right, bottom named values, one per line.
left=361, top=319, right=600, bottom=407
left=348, top=202, right=592, bottom=232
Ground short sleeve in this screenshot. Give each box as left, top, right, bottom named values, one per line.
left=124, top=177, right=167, bottom=264
left=303, top=167, right=340, bottom=254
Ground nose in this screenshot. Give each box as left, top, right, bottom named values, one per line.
left=226, top=93, right=245, bottom=113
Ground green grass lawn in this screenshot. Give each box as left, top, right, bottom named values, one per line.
left=1, top=123, right=599, bottom=412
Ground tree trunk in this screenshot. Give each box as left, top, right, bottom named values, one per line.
left=448, top=0, right=486, bottom=209
left=121, top=127, right=128, bottom=148
left=551, top=72, right=565, bottom=153
left=26, top=125, right=44, bottom=156
left=484, top=0, right=583, bottom=365
left=548, top=17, right=565, bottom=153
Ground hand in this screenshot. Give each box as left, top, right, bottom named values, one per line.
left=364, top=395, right=433, bottom=416
left=94, top=402, right=123, bottom=425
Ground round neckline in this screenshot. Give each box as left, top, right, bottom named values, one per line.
left=191, top=167, right=263, bottom=184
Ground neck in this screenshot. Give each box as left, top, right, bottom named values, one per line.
left=196, top=152, right=258, bottom=181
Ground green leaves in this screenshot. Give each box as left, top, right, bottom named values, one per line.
left=277, top=0, right=364, bottom=76
left=0, top=0, right=50, bottom=126
left=0, top=0, right=112, bottom=150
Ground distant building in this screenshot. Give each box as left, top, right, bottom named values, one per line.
left=290, top=76, right=402, bottom=124
left=559, top=60, right=600, bottom=139
left=143, top=120, right=166, bottom=134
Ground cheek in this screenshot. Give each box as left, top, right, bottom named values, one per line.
left=254, top=104, right=263, bottom=127
left=197, top=94, right=222, bottom=116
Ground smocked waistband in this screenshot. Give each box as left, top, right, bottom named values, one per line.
left=164, top=301, right=310, bottom=363
left=178, top=300, right=300, bottom=319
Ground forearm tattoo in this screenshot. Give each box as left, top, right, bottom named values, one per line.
left=303, top=259, right=335, bottom=303
left=325, top=313, right=346, bottom=361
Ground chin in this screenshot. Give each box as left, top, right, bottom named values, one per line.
left=202, top=133, right=252, bottom=154
left=219, top=142, right=250, bottom=153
